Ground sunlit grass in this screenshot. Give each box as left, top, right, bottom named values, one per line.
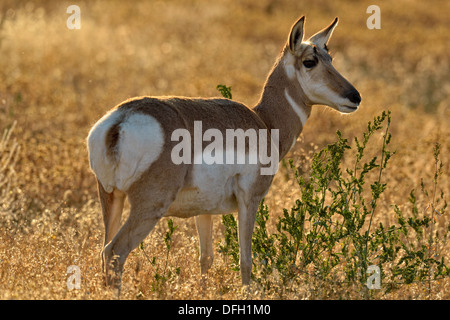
left=0, top=0, right=448, bottom=299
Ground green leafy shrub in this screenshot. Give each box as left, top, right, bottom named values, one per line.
left=218, top=110, right=448, bottom=296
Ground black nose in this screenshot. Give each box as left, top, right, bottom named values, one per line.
left=346, top=90, right=361, bottom=104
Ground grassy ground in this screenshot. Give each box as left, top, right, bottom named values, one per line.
left=0, top=0, right=448, bottom=299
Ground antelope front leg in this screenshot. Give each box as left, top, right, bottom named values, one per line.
left=237, top=200, right=259, bottom=285
left=195, top=214, right=214, bottom=274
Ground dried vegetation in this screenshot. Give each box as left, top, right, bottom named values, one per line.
left=0, top=0, right=448, bottom=299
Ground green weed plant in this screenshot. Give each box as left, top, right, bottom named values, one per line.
left=216, top=87, right=448, bottom=296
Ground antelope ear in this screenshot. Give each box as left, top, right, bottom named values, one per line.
left=288, top=16, right=305, bottom=54
left=309, top=17, right=338, bottom=49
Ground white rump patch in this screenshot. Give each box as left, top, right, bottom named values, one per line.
left=88, top=110, right=164, bottom=192
left=87, top=109, right=123, bottom=193
left=114, top=113, right=164, bottom=191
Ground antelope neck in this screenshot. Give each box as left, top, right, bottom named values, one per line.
left=253, top=49, right=312, bottom=159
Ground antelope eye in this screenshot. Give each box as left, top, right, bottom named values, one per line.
left=303, top=60, right=317, bottom=68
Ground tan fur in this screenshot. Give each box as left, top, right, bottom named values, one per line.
left=87, top=15, right=361, bottom=291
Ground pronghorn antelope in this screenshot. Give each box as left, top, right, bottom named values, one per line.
left=87, top=15, right=361, bottom=290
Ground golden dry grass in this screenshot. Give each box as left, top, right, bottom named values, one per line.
left=0, top=0, right=448, bottom=299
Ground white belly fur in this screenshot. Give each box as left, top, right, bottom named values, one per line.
left=165, top=162, right=259, bottom=218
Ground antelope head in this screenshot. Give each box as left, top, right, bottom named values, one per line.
left=285, top=16, right=361, bottom=113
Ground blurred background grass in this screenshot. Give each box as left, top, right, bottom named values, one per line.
left=0, top=0, right=448, bottom=299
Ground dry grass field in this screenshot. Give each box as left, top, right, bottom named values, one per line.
left=0, top=0, right=448, bottom=300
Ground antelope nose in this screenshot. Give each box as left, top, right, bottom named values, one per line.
left=347, top=90, right=361, bottom=104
